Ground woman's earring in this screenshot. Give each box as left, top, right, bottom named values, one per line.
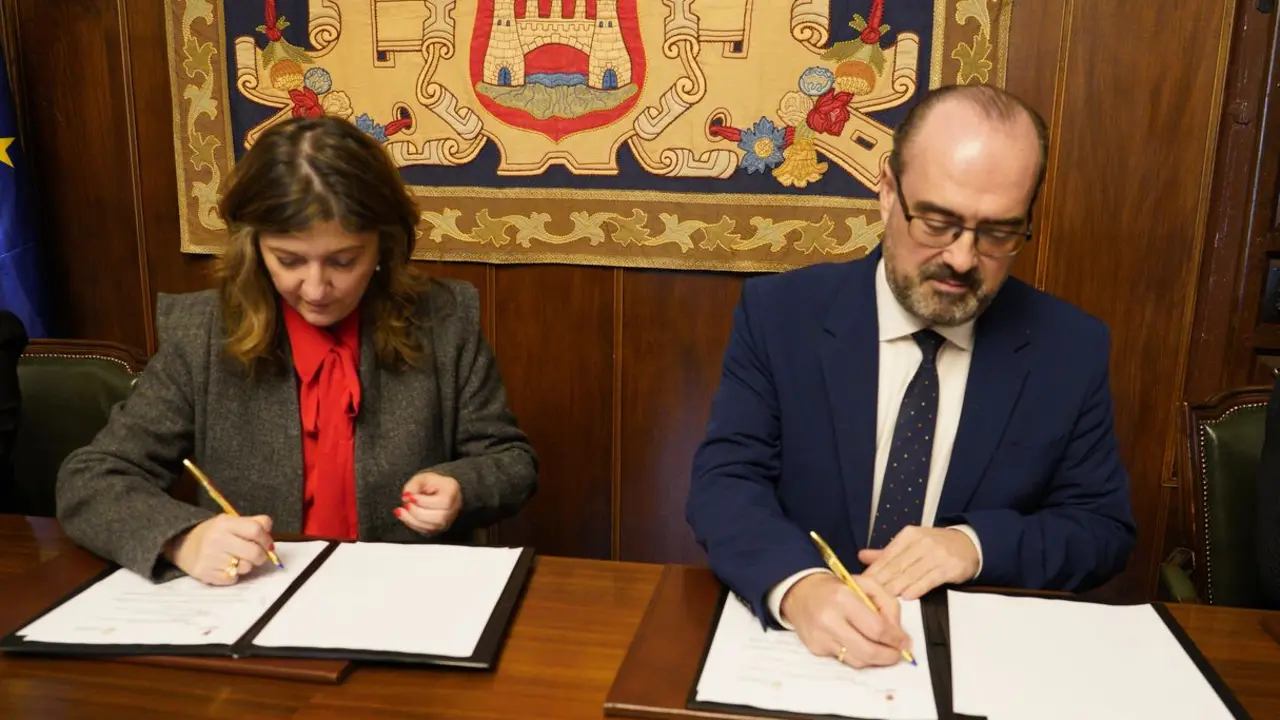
left=376, top=264, right=382, bottom=271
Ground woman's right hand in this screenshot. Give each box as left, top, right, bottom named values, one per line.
left=166, top=514, right=276, bottom=585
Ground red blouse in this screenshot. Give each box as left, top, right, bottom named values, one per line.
left=281, top=302, right=362, bottom=541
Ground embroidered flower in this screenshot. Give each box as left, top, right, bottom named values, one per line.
left=798, top=66, right=835, bottom=97
left=777, top=91, right=816, bottom=127
left=772, top=136, right=828, bottom=188
left=355, top=113, right=388, bottom=143
left=806, top=88, right=854, bottom=136
left=737, top=117, right=786, bottom=174
left=321, top=90, right=353, bottom=118
left=269, top=59, right=304, bottom=91
left=304, top=67, right=333, bottom=94
left=289, top=87, right=324, bottom=118
left=835, top=60, right=878, bottom=96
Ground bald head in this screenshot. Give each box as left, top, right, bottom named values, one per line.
left=888, top=84, right=1048, bottom=207
left=876, top=85, right=1046, bottom=328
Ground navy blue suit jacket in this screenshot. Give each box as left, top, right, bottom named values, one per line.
left=687, top=249, right=1137, bottom=627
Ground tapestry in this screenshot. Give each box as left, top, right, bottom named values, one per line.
left=166, top=1, right=1012, bottom=271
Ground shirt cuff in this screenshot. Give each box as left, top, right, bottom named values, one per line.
left=766, top=567, right=831, bottom=629
left=948, top=524, right=983, bottom=580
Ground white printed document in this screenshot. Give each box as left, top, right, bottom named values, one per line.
left=9, top=540, right=529, bottom=665
left=251, top=542, right=522, bottom=657
left=694, top=595, right=937, bottom=720
left=948, top=591, right=1236, bottom=720
left=17, top=541, right=330, bottom=646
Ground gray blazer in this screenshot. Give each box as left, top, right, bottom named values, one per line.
left=56, top=279, right=537, bottom=580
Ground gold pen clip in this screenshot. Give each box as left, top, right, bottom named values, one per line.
left=810, top=531, right=856, bottom=585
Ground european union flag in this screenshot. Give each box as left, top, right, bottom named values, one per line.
left=0, top=44, right=49, bottom=337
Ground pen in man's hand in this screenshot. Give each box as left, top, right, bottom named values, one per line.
left=810, top=530, right=916, bottom=666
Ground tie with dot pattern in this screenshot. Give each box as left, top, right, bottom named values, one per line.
left=869, top=329, right=946, bottom=549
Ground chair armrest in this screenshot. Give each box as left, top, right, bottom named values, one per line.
left=1160, top=562, right=1202, bottom=604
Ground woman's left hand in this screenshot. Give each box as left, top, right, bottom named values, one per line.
left=396, top=472, right=463, bottom=535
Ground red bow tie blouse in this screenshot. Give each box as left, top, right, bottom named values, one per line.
left=281, top=302, right=362, bottom=541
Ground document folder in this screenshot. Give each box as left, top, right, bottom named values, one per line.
left=1, top=540, right=534, bottom=673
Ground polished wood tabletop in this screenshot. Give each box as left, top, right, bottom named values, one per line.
left=1165, top=603, right=1280, bottom=719
left=2, top=515, right=1279, bottom=719
left=0, top=515, right=661, bottom=719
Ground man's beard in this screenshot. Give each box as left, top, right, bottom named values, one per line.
left=885, top=254, right=992, bottom=327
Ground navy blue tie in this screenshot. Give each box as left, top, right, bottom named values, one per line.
left=869, top=329, right=946, bottom=549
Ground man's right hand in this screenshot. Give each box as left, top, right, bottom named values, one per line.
left=778, top=572, right=911, bottom=668
left=165, top=514, right=276, bottom=586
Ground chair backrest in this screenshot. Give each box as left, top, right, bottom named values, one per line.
left=5, top=339, right=146, bottom=517
left=1179, top=385, right=1271, bottom=607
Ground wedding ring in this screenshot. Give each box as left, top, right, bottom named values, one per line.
left=837, top=646, right=848, bottom=663
left=224, top=556, right=240, bottom=578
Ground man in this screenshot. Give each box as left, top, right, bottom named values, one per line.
left=686, top=84, right=1136, bottom=668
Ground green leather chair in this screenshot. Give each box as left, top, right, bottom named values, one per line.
left=1162, top=385, right=1271, bottom=607
left=3, top=339, right=145, bottom=517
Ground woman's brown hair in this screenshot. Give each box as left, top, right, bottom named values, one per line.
left=214, top=116, right=427, bottom=375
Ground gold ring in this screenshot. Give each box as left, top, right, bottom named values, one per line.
left=837, top=646, right=847, bottom=663
left=225, top=556, right=240, bottom=578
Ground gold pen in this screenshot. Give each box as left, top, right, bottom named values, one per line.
left=183, top=458, right=284, bottom=569
left=809, top=530, right=916, bottom=666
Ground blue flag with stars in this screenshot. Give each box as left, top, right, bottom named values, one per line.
left=0, top=44, right=48, bottom=337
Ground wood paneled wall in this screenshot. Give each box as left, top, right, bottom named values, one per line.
left=1176, top=4, right=1280, bottom=568
left=3, top=0, right=1241, bottom=600
left=1186, top=4, right=1280, bottom=396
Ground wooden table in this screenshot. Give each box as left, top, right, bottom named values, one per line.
left=0, top=516, right=660, bottom=719
left=2, top=515, right=1279, bottom=719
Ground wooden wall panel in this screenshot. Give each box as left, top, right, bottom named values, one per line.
left=1186, top=3, right=1280, bottom=404
left=1183, top=3, right=1276, bottom=404
left=1035, top=0, right=1234, bottom=599
left=1175, top=4, right=1277, bottom=571
left=126, top=0, right=211, bottom=315
left=4, top=0, right=1242, bottom=602
left=421, top=261, right=492, bottom=336
left=489, top=266, right=615, bottom=558
left=616, top=272, right=740, bottom=564
left=10, top=0, right=150, bottom=349
left=1000, top=0, right=1064, bottom=286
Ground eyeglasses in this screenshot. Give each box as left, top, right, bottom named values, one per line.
left=895, top=181, right=1033, bottom=258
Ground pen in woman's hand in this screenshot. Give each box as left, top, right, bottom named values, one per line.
left=183, top=458, right=284, bottom=569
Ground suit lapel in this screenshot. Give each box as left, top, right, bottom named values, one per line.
left=237, top=344, right=305, bottom=532
left=354, top=323, right=381, bottom=539
left=820, top=252, right=881, bottom=548
left=937, top=292, right=1032, bottom=518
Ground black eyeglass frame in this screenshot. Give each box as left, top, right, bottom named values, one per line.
left=894, top=180, right=1034, bottom=259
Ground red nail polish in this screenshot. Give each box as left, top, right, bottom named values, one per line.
left=394, top=508, right=402, bottom=517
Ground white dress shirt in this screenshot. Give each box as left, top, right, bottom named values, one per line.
left=766, top=259, right=985, bottom=627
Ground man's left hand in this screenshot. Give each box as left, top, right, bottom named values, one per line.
left=857, top=526, right=979, bottom=600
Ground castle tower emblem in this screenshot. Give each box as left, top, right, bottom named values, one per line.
left=471, top=0, right=646, bottom=142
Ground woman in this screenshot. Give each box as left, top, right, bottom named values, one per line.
left=1259, top=379, right=1280, bottom=609
left=57, top=116, right=537, bottom=585
left=0, top=309, right=27, bottom=497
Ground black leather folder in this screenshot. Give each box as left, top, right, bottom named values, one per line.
left=0, top=541, right=535, bottom=673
